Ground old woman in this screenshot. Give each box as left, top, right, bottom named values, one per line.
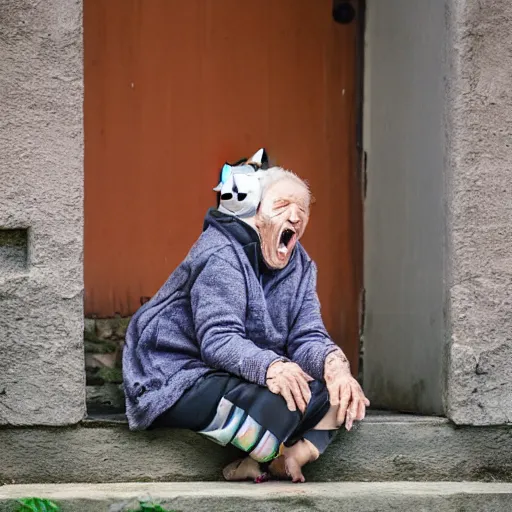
left=123, top=150, right=369, bottom=483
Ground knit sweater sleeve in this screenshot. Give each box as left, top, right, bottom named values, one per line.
left=286, top=262, right=339, bottom=380
left=190, top=253, right=282, bottom=386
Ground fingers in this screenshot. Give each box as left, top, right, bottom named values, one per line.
left=266, top=363, right=315, bottom=413
left=348, top=391, right=359, bottom=417
left=297, top=375, right=312, bottom=409
left=290, top=372, right=315, bottom=413
left=267, top=379, right=279, bottom=395
left=345, top=392, right=359, bottom=431
left=287, top=366, right=313, bottom=413
left=346, top=396, right=367, bottom=430
left=327, top=383, right=339, bottom=406
left=280, top=386, right=297, bottom=412
left=303, top=373, right=315, bottom=382
left=292, top=364, right=313, bottom=383
left=345, top=402, right=356, bottom=431
left=325, top=375, right=371, bottom=431
left=356, top=397, right=366, bottom=421
left=355, top=386, right=368, bottom=420
left=287, top=377, right=307, bottom=413
left=326, top=376, right=340, bottom=406
left=299, top=368, right=314, bottom=382
left=336, top=386, right=351, bottom=426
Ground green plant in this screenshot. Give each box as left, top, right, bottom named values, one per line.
left=96, top=366, right=123, bottom=383
left=130, top=502, right=176, bottom=512
left=16, top=497, right=176, bottom=512
left=16, top=498, right=60, bottom=512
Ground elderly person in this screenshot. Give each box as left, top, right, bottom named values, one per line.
left=123, top=150, right=369, bottom=483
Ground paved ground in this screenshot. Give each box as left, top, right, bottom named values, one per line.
left=1, top=481, right=512, bottom=511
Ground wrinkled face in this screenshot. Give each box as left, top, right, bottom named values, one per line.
left=255, top=179, right=310, bottom=269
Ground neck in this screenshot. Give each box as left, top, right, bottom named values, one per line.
left=240, top=216, right=259, bottom=235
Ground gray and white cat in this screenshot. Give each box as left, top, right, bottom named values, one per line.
left=214, top=148, right=269, bottom=218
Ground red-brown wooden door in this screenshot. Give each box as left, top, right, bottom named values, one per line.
left=84, top=0, right=362, bottom=372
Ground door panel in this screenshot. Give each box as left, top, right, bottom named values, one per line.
left=84, top=0, right=361, bottom=371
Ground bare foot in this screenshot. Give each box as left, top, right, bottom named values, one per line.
left=268, top=455, right=288, bottom=480
left=272, top=440, right=320, bottom=484
left=284, top=456, right=306, bottom=483
left=269, top=454, right=305, bottom=483
left=222, top=457, right=267, bottom=482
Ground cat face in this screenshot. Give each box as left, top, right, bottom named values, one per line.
left=214, top=148, right=269, bottom=218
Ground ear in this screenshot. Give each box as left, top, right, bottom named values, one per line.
left=248, top=148, right=268, bottom=167
left=213, top=164, right=232, bottom=191
left=220, top=163, right=232, bottom=182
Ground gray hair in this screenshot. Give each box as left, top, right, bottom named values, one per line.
left=259, top=167, right=311, bottom=204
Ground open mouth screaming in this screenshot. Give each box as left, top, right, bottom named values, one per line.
left=277, top=228, right=297, bottom=260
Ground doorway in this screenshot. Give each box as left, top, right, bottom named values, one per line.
left=84, top=0, right=363, bottom=374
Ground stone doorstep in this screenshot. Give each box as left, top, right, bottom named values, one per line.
left=1, top=412, right=511, bottom=485
left=1, top=482, right=512, bottom=512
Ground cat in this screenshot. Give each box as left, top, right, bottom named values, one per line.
left=213, top=148, right=269, bottom=218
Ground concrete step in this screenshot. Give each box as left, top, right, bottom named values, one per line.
left=1, top=482, right=512, bottom=511
left=1, top=412, right=511, bottom=484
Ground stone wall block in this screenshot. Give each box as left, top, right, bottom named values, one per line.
left=445, top=0, right=512, bottom=424
left=0, top=0, right=85, bottom=425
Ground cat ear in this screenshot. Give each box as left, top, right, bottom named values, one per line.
left=248, top=148, right=268, bottom=166
left=213, top=164, right=232, bottom=191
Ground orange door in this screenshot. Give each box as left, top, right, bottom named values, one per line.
left=84, top=0, right=362, bottom=372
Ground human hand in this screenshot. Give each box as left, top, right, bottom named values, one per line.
left=266, top=360, right=314, bottom=413
left=324, top=350, right=370, bottom=430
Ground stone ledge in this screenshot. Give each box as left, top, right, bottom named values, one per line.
left=1, top=482, right=512, bottom=512
left=81, top=410, right=452, bottom=427
left=1, top=414, right=511, bottom=485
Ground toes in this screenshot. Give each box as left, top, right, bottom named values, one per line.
left=223, top=459, right=245, bottom=481
left=285, top=457, right=306, bottom=484
left=292, top=474, right=306, bottom=483
left=223, top=457, right=263, bottom=481
left=254, top=472, right=270, bottom=484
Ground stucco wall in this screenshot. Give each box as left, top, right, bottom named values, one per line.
left=0, top=0, right=85, bottom=425
left=363, top=1, right=447, bottom=415
left=445, top=0, right=512, bottom=425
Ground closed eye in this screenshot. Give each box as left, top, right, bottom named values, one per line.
left=273, top=200, right=290, bottom=210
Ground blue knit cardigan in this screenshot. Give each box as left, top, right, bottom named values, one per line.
left=122, top=209, right=337, bottom=430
